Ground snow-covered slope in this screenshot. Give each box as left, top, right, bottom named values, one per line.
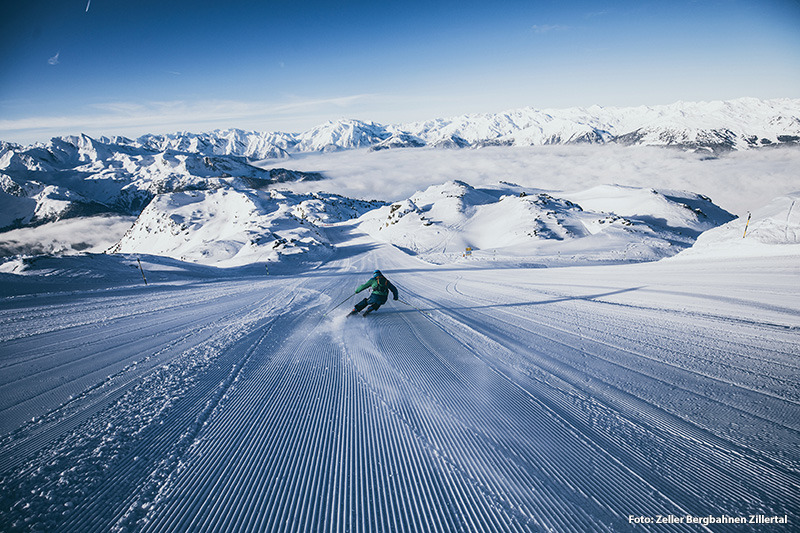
left=564, top=184, right=733, bottom=235
left=678, top=191, right=800, bottom=258
left=109, top=188, right=385, bottom=267
left=358, top=180, right=735, bottom=264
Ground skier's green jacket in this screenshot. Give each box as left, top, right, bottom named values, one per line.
left=356, top=274, right=398, bottom=299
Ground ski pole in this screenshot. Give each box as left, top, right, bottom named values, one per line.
left=323, top=292, right=356, bottom=317
left=390, top=281, right=431, bottom=316
left=398, top=298, right=431, bottom=317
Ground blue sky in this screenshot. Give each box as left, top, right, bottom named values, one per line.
left=1, top=0, right=799, bottom=144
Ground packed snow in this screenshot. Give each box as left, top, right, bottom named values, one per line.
left=1, top=100, right=799, bottom=531
left=1, top=217, right=798, bottom=532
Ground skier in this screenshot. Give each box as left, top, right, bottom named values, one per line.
left=348, top=270, right=399, bottom=316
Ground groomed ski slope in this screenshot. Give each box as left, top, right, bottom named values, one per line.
left=1, top=222, right=799, bottom=532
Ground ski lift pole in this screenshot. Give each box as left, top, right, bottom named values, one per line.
left=137, top=258, right=148, bottom=286
left=742, top=212, right=752, bottom=239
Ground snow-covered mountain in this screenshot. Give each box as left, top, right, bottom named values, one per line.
left=293, top=120, right=390, bottom=152
left=133, top=119, right=393, bottom=159
left=0, top=134, right=324, bottom=230
left=0, top=97, right=797, bottom=268
left=4, top=98, right=799, bottom=164
left=109, top=188, right=385, bottom=267
left=131, top=97, right=798, bottom=154
left=357, top=180, right=735, bottom=265
left=400, top=98, right=800, bottom=152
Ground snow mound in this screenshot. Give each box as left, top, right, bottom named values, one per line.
left=678, top=192, right=800, bottom=258
left=359, top=181, right=735, bottom=265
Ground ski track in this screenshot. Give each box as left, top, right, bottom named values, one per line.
left=1, top=239, right=799, bottom=532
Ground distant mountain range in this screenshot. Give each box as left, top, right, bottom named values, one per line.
left=114, top=97, right=800, bottom=155
left=3, top=97, right=800, bottom=160
left=0, top=97, right=797, bottom=263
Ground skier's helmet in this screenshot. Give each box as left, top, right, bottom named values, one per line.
left=373, top=269, right=382, bottom=277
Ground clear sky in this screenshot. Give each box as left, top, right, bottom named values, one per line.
left=1, top=0, right=799, bottom=144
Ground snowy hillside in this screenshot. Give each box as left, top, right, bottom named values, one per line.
left=109, top=188, right=385, bottom=267
left=96, top=176, right=740, bottom=269
left=678, top=191, right=800, bottom=258
left=358, top=181, right=735, bottom=264
left=0, top=134, right=324, bottom=231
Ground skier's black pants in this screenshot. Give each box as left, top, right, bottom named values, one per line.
left=354, top=293, right=388, bottom=312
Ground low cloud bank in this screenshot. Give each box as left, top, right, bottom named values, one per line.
left=0, top=216, right=135, bottom=257
left=270, top=145, right=800, bottom=218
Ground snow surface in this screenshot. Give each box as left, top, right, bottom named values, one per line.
left=107, top=188, right=385, bottom=267
left=1, top=214, right=798, bottom=531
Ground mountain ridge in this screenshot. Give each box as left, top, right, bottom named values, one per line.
left=4, top=97, right=799, bottom=158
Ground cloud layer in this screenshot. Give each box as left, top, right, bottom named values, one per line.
left=267, top=145, right=800, bottom=218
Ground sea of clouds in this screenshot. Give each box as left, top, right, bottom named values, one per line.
left=265, top=145, right=800, bottom=218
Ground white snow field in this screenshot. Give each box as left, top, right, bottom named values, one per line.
left=1, top=218, right=799, bottom=532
